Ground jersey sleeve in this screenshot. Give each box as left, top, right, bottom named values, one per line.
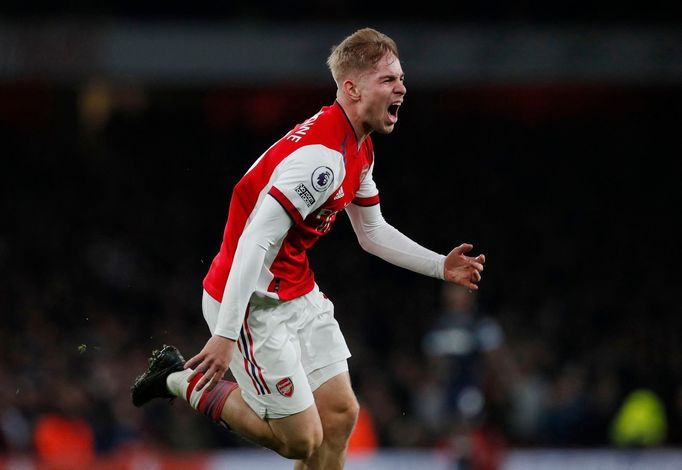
left=346, top=202, right=446, bottom=280
left=213, top=196, right=293, bottom=340
left=268, top=144, right=345, bottom=223
left=352, top=160, right=380, bottom=207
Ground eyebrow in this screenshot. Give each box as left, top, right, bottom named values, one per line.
left=379, top=73, right=405, bottom=80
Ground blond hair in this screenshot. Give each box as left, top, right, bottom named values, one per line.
left=327, top=28, right=399, bottom=85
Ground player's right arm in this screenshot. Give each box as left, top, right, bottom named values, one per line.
left=213, top=196, right=293, bottom=340
left=185, top=196, right=293, bottom=391
left=185, top=145, right=344, bottom=392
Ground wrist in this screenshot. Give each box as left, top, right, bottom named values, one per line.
left=213, top=333, right=237, bottom=343
left=438, top=254, right=446, bottom=280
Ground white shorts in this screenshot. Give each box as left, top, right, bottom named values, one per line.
left=202, top=285, right=351, bottom=419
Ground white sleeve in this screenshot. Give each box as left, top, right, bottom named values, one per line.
left=352, top=160, right=380, bottom=205
left=346, top=202, right=445, bottom=279
left=213, top=195, right=292, bottom=340
left=268, top=145, right=345, bottom=223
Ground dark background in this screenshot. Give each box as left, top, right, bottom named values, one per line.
left=1, top=2, right=681, bottom=461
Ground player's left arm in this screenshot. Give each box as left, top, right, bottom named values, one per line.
left=346, top=203, right=485, bottom=290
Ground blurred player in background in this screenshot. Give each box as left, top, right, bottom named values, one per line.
left=423, top=283, right=512, bottom=469
left=132, top=27, right=485, bottom=470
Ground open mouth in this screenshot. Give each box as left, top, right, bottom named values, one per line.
left=387, top=103, right=401, bottom=122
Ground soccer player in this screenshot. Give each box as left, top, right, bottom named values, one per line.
left=132, top=27, right=485, bottom=469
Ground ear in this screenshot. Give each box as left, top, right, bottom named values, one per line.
left=342, top=79, right=361, bottom=102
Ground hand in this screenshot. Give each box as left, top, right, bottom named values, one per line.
left=443, top=243, right=486, bottom=290
left=184, top=335, right=236, bottom=392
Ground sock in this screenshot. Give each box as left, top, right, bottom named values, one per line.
left=167, top=370, right=238, bottom=423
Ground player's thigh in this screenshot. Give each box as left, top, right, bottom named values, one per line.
left=299, top=289, right=351, bottom=379
left=205, top=290, right=316, bottom=419
left=230, top=299, right=316, bottom=419
left=267, top=403, right=323, bottom=449
left=313, top=372, right=359, bottom=430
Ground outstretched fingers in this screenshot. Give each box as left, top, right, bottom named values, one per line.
left=465, top=248, right=485, bottom=273
left=184, top=353, right=201, bottom=371
left=453, top=244, right=485, bottom=269
left=184, top=355, right=223, bottom=392
left=470, top=259, right=485, bottom=272
left=468, top=253, right=485, bottom=288
left=184, top=354, right=204, bottom=384
left=445, top=243, right=486, bottom=289
left=463, top=266, right=482, bottom=290
left=182, top=336, right=234, bottom=392
left=454, top=243, right=473, bottom=255
left=197, top=364, right=223, bottom=392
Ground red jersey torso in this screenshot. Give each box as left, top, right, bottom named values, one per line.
left=203, top=101, right=380, bottom=302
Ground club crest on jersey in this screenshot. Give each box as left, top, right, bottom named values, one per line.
left=276, top=377, right=294, bottom=397
left=311, top=166, right=334, bottom=192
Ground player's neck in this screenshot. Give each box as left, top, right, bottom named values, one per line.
left=335, top=97, right=370, bottom=148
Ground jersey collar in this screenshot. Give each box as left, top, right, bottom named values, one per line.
left=333, top=100, right=361, bottom=152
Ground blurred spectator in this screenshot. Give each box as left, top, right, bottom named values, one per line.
left=1, top=79, right=680, bottom=459
left=422, top=283, right=514, bottom=469
left=33, top=383, right=95, bottom=470
left=540, top=362, right=589, bottom=445
left=34, top=413, right=94, bottom=470
left=610, top=388, right=667, bottom=447
left=503, top=336, right=551, bottom=445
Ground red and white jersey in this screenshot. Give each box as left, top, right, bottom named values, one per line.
left=203, top=101, right=379, bottom=302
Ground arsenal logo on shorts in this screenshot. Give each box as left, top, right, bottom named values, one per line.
left=276, top=377, right=294, bottom=397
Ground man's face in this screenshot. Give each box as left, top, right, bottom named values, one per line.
left=356, top=52, right=406, bottom=135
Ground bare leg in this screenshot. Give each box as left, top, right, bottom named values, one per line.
left=294, top=373, right=359, bottom=470
left=221, top=388, right=323, bottom=460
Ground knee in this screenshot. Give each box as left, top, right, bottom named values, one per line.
left=324, top=395, right=360, bottom=443
left=280, top=426, right=323, bottom=460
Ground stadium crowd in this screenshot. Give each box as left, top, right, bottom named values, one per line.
left=1, top=82, right=680, bottom=466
